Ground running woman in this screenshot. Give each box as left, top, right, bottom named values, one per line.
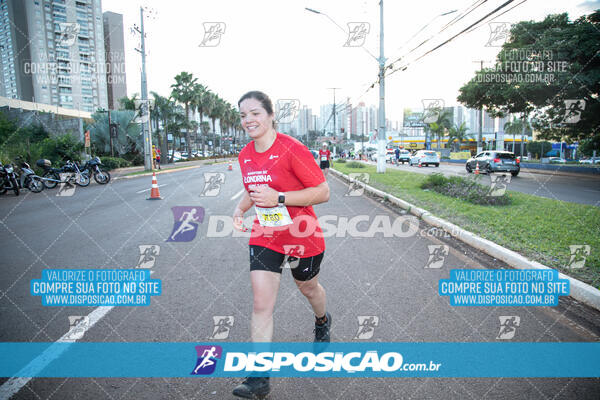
left=319, top=143, right=331, bottom=176
left=232, top=91, right=331, bottom=399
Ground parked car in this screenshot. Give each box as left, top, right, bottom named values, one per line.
left=579, top=157, right=600, bottom=164
left=548, top=157, right=566, bottom=164
left=466, top=151, right=520, bottom=176
left=398, top=149, right=411, bottom=164
left=409, top=150, right=440, bottom=167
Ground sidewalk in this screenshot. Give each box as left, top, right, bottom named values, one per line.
left=110, top=157, right=233, bottom=179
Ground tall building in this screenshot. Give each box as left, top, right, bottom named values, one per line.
left=0, top=0, right=108, bottom=112
left=0, top=0, right=34, bottom=100
left=103, top=11, right=126, bottom=110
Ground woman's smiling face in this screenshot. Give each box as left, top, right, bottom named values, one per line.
left=239, top=98, right=273, bottom=139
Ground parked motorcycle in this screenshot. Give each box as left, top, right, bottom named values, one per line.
left=37, top=159, right=90, bottom=189
left=81, top=157, right=110, bottom=184
left=0, top=163, right=20, bottom=196
left=16, top=159, right=44, bottom=193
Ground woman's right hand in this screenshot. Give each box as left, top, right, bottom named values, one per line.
left=233, top=207, right=246, bottom=232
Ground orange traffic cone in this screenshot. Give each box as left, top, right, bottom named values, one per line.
left=475, top=162, right=480, bottom=175
left=228, top=160, right=233, bottom=171
left=147, top=172, right=162, bottom=200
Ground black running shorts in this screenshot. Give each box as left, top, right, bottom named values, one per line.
left=320, top=160, right=330, bottom=169
left=249, top=245, right=324, bottom=281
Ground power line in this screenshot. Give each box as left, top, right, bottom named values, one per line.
left=385, top=0, right=519, bottom=78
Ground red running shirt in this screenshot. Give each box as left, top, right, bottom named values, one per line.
left=238, top=133, right=326, bottom=257
left=319, top=149, right=331, bottom=162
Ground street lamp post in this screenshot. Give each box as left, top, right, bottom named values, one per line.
left=306, top=3, right=386, bottom=172
left=376, top=0, right=386, bottom=173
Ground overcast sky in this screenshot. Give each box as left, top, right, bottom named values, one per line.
left=101, top=0, right=598, bottom=122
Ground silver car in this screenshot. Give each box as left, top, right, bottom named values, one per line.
left=409, top=150, right=440, bottom=167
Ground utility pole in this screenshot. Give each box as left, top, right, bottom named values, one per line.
left=377, top=0, right=386, bottom=173
left=328, top=88, right=340, bottom=154
left=472, top=60, right=485, bottom=154
left=134, top=7, right=153, bottom=171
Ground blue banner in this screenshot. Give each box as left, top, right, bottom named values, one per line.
left=0, top=342, right=598, bottom=378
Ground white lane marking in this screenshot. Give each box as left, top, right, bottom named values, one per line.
left=230, top=189, right=245, bottom=201
left=0, top=271, right=154, bottom=399
left=136, top=184, right=167, bottom=194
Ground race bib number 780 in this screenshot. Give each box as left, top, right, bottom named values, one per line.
left=255, top=205, right=293, bottom=227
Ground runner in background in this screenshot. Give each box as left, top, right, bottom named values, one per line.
left=319, top=143, right=331, bottom=177
left=152, top=145, right=157, bottom=170
left=231, top=90, right=331, bottom=399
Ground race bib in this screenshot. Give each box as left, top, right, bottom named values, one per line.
left=321, top=156, right=327, bottom=161
left=255, top=205, right=293, bottom=227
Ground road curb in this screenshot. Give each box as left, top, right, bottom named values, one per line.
left=111, top=160, right=230, bottom=181
left=111, top=165, right=204, bottom=181
left=331, top=168, right=600, bottom=312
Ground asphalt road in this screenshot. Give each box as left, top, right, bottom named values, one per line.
left=0, top=164, right=599, bottom=399
left=364, top=160, right=600, bottom=206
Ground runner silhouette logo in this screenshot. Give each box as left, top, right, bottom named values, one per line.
left=191, top=345, right=222, bottom=375
left=167, top=207, right=205, bottom=242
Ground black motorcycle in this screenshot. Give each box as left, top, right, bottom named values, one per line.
left=37, top=159, right=90, bottom=189
left=81, top=157, right=111, bottom=184
left=0, top=163, right=20, bottom=196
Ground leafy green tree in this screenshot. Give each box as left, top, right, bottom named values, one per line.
left=526, top=140, right=553, bottom=159
left=458, top=11, right=600, bottom=144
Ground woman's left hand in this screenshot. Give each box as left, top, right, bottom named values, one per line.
left=249, top=186, right=279, bottom=208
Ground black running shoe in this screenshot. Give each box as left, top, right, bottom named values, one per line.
left=232, top=376, right=270, bottom=399
left=314, top=312, right=331, bottom=342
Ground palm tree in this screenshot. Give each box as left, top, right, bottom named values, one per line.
left=150, top=91, right=175, bottom=163
left=199, top=89, right=215, bottom=156
left=504, top=116, right=530, bottom=155
left=170, top=72, right=197, bottom=155
left=447, top=122, right=472, bottom=152
left=428, top=109, right=452, bottom=150
left=209, top=94, right=226, bottom=154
